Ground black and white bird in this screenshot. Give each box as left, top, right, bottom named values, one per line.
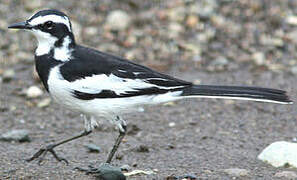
left=8, top=10, right=292, bottom=165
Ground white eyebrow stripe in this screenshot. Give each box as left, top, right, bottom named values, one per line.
left=29, top=15, right=71, bottom=32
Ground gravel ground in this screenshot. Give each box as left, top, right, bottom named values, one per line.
left=0, top=0, right=297, bottom=179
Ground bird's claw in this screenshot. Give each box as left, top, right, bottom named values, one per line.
left=26, top=144, right=68, bottom=165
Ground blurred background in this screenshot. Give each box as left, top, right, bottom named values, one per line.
left=0, top=0, right=296, bottom=179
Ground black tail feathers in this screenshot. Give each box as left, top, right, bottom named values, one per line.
left=181, top=85, right=292, bottom=104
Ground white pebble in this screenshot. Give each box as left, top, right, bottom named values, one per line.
left=258, top=141, right=297, bottom=168
left=223, top=168, right=249, bottom=177
left=26, top=86, right=43, bottom=98
left=169, top=122, right=176, bottom=127
left=286, top=15, right=297, bottom=25
left=106, top=10, right=131, bottom=31
left=274, top=171, right=297, bottom=179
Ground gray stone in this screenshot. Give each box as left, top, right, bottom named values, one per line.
left=274, top=171, right=297, bottom=179
left=37, top=98, right=51, bottom=108
left=2, top=69, right=15, bottom=82
left=84, top=143, right=101, bottom=153
left=0, top=129, right=30, bottom=142
left=106, top=10, right=131, bottom=31
left=120, top=164, right=131, bottom=171
left=290, top=66, right=297, bottom=75
left=223, top=168, right=249, bottom=177
left=95, top=163, right=126, bottom=180
left=252, top=52, right=266, bottom=65
left=211, top=56, right=229, bottom=66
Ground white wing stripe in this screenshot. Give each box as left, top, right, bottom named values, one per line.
left=70, top=73, right=185, bottom=95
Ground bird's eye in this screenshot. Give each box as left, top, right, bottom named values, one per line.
left=44, top=21, right=53, bottom=29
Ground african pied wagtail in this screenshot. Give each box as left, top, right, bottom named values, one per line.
left=8, top=9, right=292, bottom=165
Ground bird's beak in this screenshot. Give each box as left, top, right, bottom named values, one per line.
left=8, top=21, right=33, bottom=30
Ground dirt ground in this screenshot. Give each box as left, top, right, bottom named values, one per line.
left=1, top=0, right=297, bottom=179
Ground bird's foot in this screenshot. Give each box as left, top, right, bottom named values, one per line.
left=26, top=144, right=68, bottom=165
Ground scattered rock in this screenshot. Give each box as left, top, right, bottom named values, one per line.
left=84, top=26, right=98, bottom=37
left=94, top=164, right=126, bottom=180
left=16, top=51, right=33, bottom=63
left=37, top=98, right=51, bottom=108
left=127, top=124, right=140, bottom=135
left=84, top=143, right=101, bottom=153
left=120, top=164, right=131, bottom=172
left=290, top=66, right=297, bottom=75
left=286, top=15, right=297, bottom=25
left=0, top=129, right=30, bottom=142
left=194, top=0, right=218, bottom=19
left=168, top=22, right=184, bottom=38
left=26, top=86, right=43, bottom=98
left=182, top=174, right=197, bottom=180
left=287, top=30, right=297, bottom=44
left=169, top=122, right=176, bottom=127
left=166, top=174, right=197, bottom=180
left=207, top=56, right=229, bottom=72
left=252, top=52, right=266, bottom=66
left=2, top=69, right=15, bottom=82
left=258, top=141, right=297, bottom=168
left=135, top=145, right=149, bottom=153
left=223, top=168, right=249, bottom=177
left=211, top=56, right=229, bottom=66
left=106, top=10, right=131, bottom=31
left=274, top=171, right=297, bottom=179
left=186, top=15, right=199, bottom=28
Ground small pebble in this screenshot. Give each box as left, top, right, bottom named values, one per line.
left=286, top=15, right=297, bottom=25
left=2, top=69, right=15, bottom=82
left=252, top=52, right=266, bottom=66
left=0, top=129, right=30, bottom=142
left=26, top=86, right=43, bottom=98
left=120, top=164, right=131, bottom=172
left=84, top=143, right=101, bottom=153
left=96, top=163, right=126, bottom=180
left=37, top=98, right=51, bottom=108
left=106, top=10, right=131, bottom=31
left=290, top=66, right=297, bottom=75
left=169, top=122, right=176, bottom=127
left=84, top=26, right=98, bottom=37
left=135, top=145, right=149, bottom=153
left=223, top=168, right=249, bottom=177
left=274, top=171, right=297, bottom=179
left=186, top=15, right=199, bottom=28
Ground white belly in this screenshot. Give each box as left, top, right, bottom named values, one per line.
left=47, top=66, right=183, bottom=120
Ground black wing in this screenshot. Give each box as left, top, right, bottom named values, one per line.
left=60, top=45, right=192, bottom=100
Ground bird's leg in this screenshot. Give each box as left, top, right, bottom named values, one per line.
left=106, top=116, right=127, bottom=163
left=75, top=116, right=126, bottom=174
left=27, top=115, right=96, bottom=165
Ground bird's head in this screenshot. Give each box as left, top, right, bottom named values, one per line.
left=9, top=9, right=75, bottom=60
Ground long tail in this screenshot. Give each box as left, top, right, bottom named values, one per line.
left=181, top=85, right=293, bottom=104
